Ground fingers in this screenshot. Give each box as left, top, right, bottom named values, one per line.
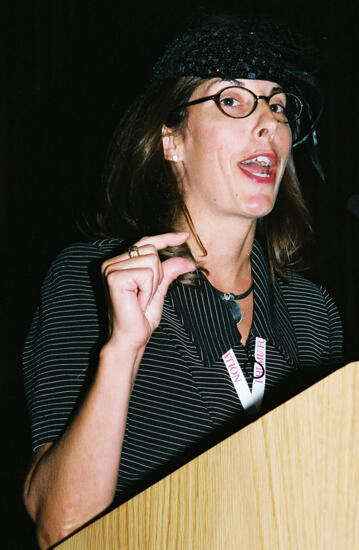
left=157, top=257, right=196, bottom=296
left=136, top=231, right=190, bottom=251
left=102, top=244, right=159, bottom=275
left=101, top=231, right=189, bottom=274
left=101, top=232, right=191, bottom=295
left=106, top=266, right=155, bottom=313
left=103, top=250, right=163, bottom=298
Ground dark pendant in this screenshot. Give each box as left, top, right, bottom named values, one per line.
left=221, top=293, right=243, bottom=324
left=213, top=282, right=253, bottom=325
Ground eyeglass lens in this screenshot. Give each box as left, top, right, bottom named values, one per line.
left=218, top=87, right=301, bottom=122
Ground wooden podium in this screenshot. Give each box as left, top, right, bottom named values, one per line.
left=56, top=362, right=359, bottom=550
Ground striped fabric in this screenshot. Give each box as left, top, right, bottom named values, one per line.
left=23, top=238, right=343, bottom=500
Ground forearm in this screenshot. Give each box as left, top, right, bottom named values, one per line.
left=25, top=340, right=144, bottom=549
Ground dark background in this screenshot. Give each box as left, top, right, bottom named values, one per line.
left=1, top=1, right=358, bottom=548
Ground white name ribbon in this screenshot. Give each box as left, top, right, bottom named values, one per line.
left=222, top=337, right=266, bottom=414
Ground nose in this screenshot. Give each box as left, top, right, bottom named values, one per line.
left=254, top=99, right=279, bottom=140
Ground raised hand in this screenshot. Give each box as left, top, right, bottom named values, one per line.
left=101, top=232, right=195, bottom=350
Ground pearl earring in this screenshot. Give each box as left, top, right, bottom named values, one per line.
left=172, top=155, right=178, bottom=162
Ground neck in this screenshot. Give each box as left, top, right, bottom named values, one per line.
left=185, top=213, right=256, bottom=294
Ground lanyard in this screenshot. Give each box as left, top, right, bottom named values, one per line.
left=222, top=337, right=266, bottom=415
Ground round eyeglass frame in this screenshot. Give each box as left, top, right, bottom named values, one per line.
left=177, top=85, right=303, bottom=124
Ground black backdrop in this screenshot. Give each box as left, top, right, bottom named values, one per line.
left=2, top=1, right=358, bottom=548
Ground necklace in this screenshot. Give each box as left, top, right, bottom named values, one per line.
left=214, top=281, right=254, bottom=324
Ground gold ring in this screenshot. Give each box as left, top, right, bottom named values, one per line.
left=128, top=245, right=140, bottom=259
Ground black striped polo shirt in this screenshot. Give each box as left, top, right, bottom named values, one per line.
left=23, top=238, right=343, bottom=501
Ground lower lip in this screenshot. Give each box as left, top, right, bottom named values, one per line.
left=238, top=164, right=277, bottom=184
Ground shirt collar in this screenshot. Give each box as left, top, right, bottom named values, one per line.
left=167, top=239, right=298, bottom=368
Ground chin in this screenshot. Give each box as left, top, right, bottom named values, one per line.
left=246, top=194, right=276, bottom=218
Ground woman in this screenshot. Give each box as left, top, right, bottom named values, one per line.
left=23, top=14, right=343, bottom=549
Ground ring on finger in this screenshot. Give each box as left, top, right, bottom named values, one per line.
left=128, top=245, right=141, bottom=259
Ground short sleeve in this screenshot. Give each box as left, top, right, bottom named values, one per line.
left=279, top=272, right=344, bottom=370
left=22, top=239, right=121, bottom=451
left=318, top=284, right=344, bottom=367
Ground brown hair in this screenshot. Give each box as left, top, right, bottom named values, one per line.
left=96, top=76, right=311, bottom=284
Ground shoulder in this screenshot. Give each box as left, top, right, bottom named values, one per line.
left=51, top=238, right=125, bottom=268
left=278, top=270, right=342, bottom=326
left=277, top=270, right=343, bottom=366
left=33, top=238, right=125, bottom=314
left=24, top=238, right=125, bottom=374
left=278, top=270, right=336, bottom=309
left=45, top=238, right=124, bottom=283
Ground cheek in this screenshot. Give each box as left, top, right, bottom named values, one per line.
left=280, top=127, right=292, bottom=158
left=184, top=123, right=230, bottom=171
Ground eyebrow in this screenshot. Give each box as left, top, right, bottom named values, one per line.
left=229, top=79, right=284, bottom=94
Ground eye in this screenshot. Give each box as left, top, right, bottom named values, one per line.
left=220, top=95, right=241, bottom=108
left=269, top=92, right=287, bottom=115
left=270, top=103, right=286, bottom=114
left=217, top=87, right=253, bottom=117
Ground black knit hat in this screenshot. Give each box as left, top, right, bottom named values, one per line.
left=153, top=14, right=323, bottom=152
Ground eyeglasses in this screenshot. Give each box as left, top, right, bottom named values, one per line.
left=177, top=85, right=303, bottom=124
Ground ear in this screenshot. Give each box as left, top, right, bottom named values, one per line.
left=162, top=125, right=184, bottom=163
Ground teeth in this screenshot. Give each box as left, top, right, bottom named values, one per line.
left=256, top=155, right=272, bottom=166
left=242, top=155, right=273, bottom=167
left=252, top=172, right=270, bottom=177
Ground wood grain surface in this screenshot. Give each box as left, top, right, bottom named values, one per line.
left=56, top=362, right=359, bottom=550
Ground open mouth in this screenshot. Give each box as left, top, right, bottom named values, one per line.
left=238, top=153, right=277, bottom=183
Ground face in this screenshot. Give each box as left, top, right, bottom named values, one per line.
left=166, top=78, right=292, bottom=224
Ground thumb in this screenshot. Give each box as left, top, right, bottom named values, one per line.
left=158, top=257, right=196, bottom=296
